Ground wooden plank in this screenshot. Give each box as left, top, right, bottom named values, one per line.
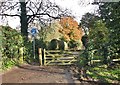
left=46, top=50, right=62, bottom=52
left=68, top=59, right=77, bottom=64
left=56, top=60, right=77, bottom=62
left=45, top=59, right=56, bottom=65
left=43, top=49, right=46, bottom=65
left=47, top=63, right=75, bottom=65
left=59, top=56, right=76, bottom=60
left=47, top=50, right=75, bottom=52
left=46, top=59, right=76, bottom=65
left=38, top=48, right=42, bottom=66
left=45, top=59, right=77, bottom=64
left=46, top=50, right=76, bottom=54
left=46, top=59, right=77, bottom=62
left=46, top=57, right=55, bottom=60
left=91, top=60, right=101, bottom=62
left=45, top=58, right=77, bottom=65
left=46, top=54, right=63, bottom=58
left=113, top=58, right=120, bottom=62
left=45, top=54, right=55, bottom=58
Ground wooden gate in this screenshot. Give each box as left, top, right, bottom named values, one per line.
left=38, top=48, right=80, bottom=66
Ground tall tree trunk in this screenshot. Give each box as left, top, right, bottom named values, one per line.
left=20, top=0, right=28, bottom=39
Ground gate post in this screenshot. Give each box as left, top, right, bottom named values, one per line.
left=38, top=48, right=42, bottom=66
left=43, top=49, right=46, bottom=65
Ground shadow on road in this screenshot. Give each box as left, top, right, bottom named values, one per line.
left=17, top=64, right=77, bottom=84
left=17, top=64, right=66, bottom=75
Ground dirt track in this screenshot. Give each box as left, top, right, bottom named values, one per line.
left=2, top=64, right=78, bottom=83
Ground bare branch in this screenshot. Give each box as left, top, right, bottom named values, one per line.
left=28, top=13, right=61, bottom=19
left=0, top=2, right=19, bottom=14
left=27, top=6, right=35, bottom=14
left=0, top=14, right=20, bottom=17
left=36, top=0, right=43, bottom=13
left=5, top=2, right=19, bottom=12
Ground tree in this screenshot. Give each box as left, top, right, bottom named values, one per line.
left=0, top=0, right=71, bottom=40
left=59, top=17, right=83, bottom=41
left=58, top=17, right=84, bottom=50
left=80, top=13, right=99, bottom=29
left=89, top=20, right=109, bottom=64
left=80, top=12, right=109, bottom=65
left=89, top=20, right=109, bottom=49
left=99, top=2, right=120, bottom=59
left=38, top=21, right=63, bottom=42
left=80, top=13, right=100, bottom=36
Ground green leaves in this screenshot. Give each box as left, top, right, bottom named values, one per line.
left=1, top=26, right=24, bottom=70
left=89, top=20, right=109, bottom=45
left=80, top=17, right=110, bottom=65
left=99, top=2, right=120, bottom=59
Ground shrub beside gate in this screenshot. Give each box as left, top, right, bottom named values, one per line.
left=1, top=26, right=33, bottom=70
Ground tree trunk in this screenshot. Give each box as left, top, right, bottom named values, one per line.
left=20, top=0, right=28, bottom=38
left=103, top=46, right=108, bottom=64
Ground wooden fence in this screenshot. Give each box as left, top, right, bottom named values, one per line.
left=38, top=48, right=120, bottom=66
left=38, top=48, right=81, bottom=66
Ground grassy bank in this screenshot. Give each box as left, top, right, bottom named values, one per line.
left=87, top=63, right=120, bottom=84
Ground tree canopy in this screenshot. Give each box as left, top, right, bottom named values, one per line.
left=99, top=2, right=120, bottom=58
left=0, top=0, right=71, bottom=38
left=59, top=17, right=83, bottom=41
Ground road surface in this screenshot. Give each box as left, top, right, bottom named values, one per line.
left=2, top=64, right=76, bottom=83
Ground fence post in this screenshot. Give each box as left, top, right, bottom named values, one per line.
left=38, top=48, right=42, bottom=66
left=43, top=49, right=46, bottom=65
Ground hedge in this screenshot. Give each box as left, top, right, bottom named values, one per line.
left=0, top=26, right=32, bottom=70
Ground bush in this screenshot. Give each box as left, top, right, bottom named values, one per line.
left=68, top=39, right=82, bottom=50
left=0, top=26, right=24, bottom=70
left=23, top=41, right=33, bottom=63
left=49, top=39, right=59, bottom=50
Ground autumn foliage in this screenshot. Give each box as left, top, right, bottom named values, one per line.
left=59, top=17, right=83, bottom=41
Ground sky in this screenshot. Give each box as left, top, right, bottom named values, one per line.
left=54, top=0, right=98, bottom=21
left=0, top=0, right=99, bottom=29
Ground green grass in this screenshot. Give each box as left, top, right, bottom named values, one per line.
left=86, top=64, right=120, bottom=83
left=2, top=59, right=16, bottom=71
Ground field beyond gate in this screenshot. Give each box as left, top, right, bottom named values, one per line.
left=38, top=48, right=81, bottom=66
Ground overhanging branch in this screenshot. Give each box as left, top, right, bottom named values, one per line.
left=28, top=13, right=61, bottom=19
left=0, top=14, right=20, bottom=17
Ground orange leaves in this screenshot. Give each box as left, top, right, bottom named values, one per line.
left=59, top=17, right=83, bottom=41
left=60, top=17, right=78, bottom=29
left=64, top=34, right=70, bottom=41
